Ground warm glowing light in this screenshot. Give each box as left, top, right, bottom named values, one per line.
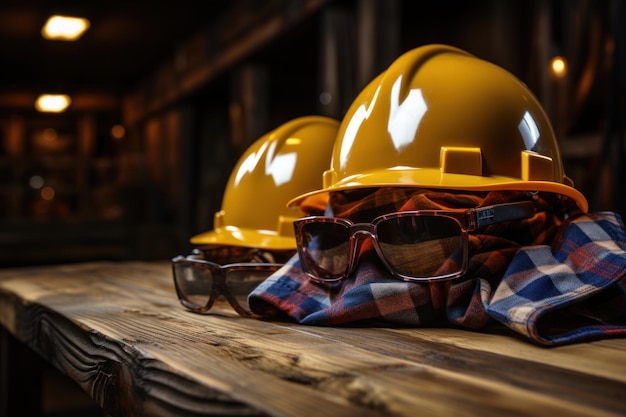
left=40, top=186, right=56, bottom=201
left=550, top=56, right=567, bottom=78
left=35, top=94, right=71, bottom=113
left=111, top=124, right=126, bottom=140
left=42, top=15, right=90, bottom=41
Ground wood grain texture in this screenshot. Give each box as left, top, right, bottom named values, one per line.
left=0, top=261, right=625, bottom=417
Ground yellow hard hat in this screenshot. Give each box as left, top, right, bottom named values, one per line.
left=191, top=115, right=339, bottom=250
left=288, top=44, right=588, bottom=213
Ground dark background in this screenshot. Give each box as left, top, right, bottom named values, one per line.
left=0, top=0, right=623, bottom=267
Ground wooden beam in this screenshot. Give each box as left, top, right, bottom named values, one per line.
left=356, top=0, right=400, bottom=90
left=229, top=64, right=270, bottom=150
left=124, top=0, right=333, bottom=127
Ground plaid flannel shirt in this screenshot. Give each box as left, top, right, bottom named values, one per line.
left=248, top=188, right=626, bottom=346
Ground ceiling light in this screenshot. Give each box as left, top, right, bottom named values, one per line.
left=550, top=56, right=567, bottom=78
left=35, top=94, right=72, bottom=113
left=41, top=15, right=90, bottom=41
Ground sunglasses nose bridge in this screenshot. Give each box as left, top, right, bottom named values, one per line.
left=347, top=223, right=378, bottom=270
left=349, top=223, right=377, bottom=241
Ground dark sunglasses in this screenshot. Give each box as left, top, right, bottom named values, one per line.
left=171, top=255, right=282, bottom=317
left=294, top=200, right=535, bottom=283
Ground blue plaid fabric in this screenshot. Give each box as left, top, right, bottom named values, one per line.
left=248, top=189, right=626, bottom=346
left=486, top=211, right=626, bottom=345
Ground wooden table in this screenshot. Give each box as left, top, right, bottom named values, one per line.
left=0, top=261, right=624, bottom=417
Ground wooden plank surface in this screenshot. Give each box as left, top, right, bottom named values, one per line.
left=0, top=261, right=624, bottom=417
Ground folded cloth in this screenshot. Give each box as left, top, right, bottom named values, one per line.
left=248, top=188, right=626, bottom=345
left=486, top=211, right=626, bottom=345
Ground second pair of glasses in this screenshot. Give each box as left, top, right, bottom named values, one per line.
left=172, top=254, right=282, bottom=317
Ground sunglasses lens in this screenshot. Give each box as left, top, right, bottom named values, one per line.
left=377, top=215, right=464, bottom=278
left=298, top=221, right=351, bottom=280
left=173, top=261, right=216, bottom=310
left=225, top=267, right=277, bottom=311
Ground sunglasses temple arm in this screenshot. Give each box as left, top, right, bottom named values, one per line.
left=473, top=201, right=535, bottom=228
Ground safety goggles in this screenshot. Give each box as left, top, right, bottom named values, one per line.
left=171, top=254, right=282, bottom=316
left=294, top=200, right=535, bottom=283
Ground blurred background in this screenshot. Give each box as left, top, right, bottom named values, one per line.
left=0, top=0, right=623, bottom=268
left=0, top=2, right=624, bottom=415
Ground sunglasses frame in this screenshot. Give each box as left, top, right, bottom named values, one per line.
left=294, top=200, right=535, bottom=283
left=171, top=255, right=282, bottom=317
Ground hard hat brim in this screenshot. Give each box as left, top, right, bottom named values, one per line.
left=288, top=169, right=589, bottom=213
left=190, top=226, right=296, bottom=250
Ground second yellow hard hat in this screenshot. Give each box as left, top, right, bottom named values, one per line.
left=191, top=115, right=339, bottom=250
